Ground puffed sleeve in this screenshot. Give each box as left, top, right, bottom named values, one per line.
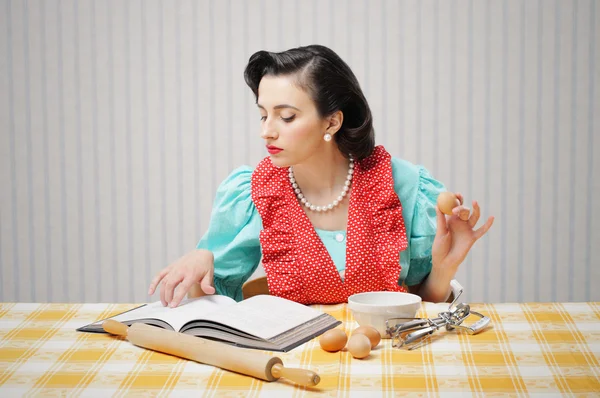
left=391, top=158, right=446, bottom=286
left=196, top=166, right=263, bottom=301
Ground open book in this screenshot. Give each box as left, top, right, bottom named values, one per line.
left=77, top=294, right=341, bottom=352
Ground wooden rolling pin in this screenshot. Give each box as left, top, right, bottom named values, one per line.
left=102, top=320, right=320, bottom=387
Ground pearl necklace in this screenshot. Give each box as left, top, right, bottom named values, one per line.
left=288, top=157, right=355, bottom=212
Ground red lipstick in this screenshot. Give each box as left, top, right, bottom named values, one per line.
left=266, top=145, right=283, bottom=155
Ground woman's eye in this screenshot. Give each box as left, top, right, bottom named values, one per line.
left=281, top=115, right=295, bottom=122
left=260, top=116, right=267, bottom=121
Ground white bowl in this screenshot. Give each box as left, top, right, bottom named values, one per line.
left=348, top=291, right=422, bottom=337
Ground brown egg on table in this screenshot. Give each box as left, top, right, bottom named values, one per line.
left=346, top=334, right=371, bottom=359
left=319, top=328, right=348, bottom=352
left=437, top=191, right=460, bottom=216
left=352, top=326, right=381, bottom=349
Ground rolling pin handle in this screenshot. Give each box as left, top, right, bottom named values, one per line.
left=102, top=319, right=129, bottom=337
left=270, top=363, right=321, bottom=387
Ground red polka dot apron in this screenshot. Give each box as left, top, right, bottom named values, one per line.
left=251, top=146, right=408, bottom=304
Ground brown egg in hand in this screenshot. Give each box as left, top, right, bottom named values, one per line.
left=319, top=329, right=348, bottom=352
left=352, top=326, right=381, bottom=349
left=346, top=334, right=371, bottom=359
left=437, top=191, right=460, bottom=215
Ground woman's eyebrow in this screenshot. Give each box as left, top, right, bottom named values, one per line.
left=256, top=103, right=301, bottom=111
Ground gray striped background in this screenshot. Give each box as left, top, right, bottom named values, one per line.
left=1, top=0, right=598, bottom=304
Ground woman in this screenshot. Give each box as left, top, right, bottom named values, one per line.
left=148, top=45, right=494, bottom=308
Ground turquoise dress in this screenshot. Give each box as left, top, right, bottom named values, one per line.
left=197, top=157, right=446, bottom=301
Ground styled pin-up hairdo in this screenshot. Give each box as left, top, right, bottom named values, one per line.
left=244, top=45, right=375, bottom=160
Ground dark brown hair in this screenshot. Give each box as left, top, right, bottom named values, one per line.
left=244, top=45, right=375, bottom=160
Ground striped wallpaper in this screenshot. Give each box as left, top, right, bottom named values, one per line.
left=1, top=0, right=598, bottom=304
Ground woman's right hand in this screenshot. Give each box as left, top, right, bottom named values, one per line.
left=147, top=249, right=216, bottom=308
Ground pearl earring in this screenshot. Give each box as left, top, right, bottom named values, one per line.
left=324, top=133, right=332, bottom=142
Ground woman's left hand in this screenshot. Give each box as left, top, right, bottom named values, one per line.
left=431, top=193, right=494, bottom=276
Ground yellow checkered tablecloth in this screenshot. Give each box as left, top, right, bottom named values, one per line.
left=0, top=302, right=599, bottom=397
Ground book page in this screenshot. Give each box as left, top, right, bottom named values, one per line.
left=198, top=295, right=326, bottom=340
left=90, top=295, right=236, bottom=332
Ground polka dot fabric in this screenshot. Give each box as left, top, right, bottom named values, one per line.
left=251, top=146, right=408, bottom=305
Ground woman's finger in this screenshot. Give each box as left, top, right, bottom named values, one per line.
left=474, top=216, right=495, bottom=240
left=164, top=273, right=184, bottom=305
left=435, top=206, right=449, bottom=236
left=170, top=277, right=194, bottom=308
left=200, top=268, right=216, bottom=295
left=468, top=201, right=481, bottom=228
left=452, top=205, right=471, bottom=221
left=148, top=267, right=170, bottom=295
left=455, top=192, right=464, bottom=205
left=160, top=277, right=168, bottom=306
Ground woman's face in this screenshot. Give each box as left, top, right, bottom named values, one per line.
left=257, top=75, right=329, bottom=167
